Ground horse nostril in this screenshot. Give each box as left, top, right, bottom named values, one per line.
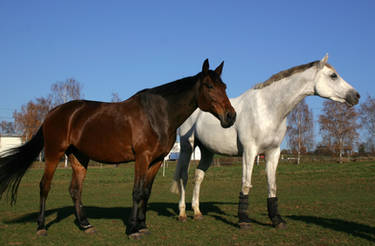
left=226, top=111, right=236, bottom=122
left=356, top=92, right=360, bottom=99
left=226, top=112, right=231, bottom=120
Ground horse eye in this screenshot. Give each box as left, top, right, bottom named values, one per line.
left=330, top=73, right=338, bottom=79
left=205, top=83, right=214, bottom=89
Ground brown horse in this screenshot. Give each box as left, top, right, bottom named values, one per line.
left=0, top=59, right=236, bottom=239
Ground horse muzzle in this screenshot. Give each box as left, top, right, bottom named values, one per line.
left=219, top=110, right=236, bottom=128
left=345, top=90, right=360, bottom=107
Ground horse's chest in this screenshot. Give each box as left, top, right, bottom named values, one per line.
left=196, top=124, right=239, bottom=156
left=255, top=125, right=286, bottom=150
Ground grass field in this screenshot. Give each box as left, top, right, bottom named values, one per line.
left=0, top=161, right=374, bottom=246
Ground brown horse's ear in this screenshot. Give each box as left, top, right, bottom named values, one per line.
left=215, top=61, right=224, bottom=76
left=202, top=59, right=209, bottom=74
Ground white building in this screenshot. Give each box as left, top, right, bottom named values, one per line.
left=165, top=142, right=201, bottom=160
left=0, top=135, right=23, bottom=154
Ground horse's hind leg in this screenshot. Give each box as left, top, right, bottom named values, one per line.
left=68, top=154, right=95, bottom=233
left=192, top=146, right=214, bottom=220
left=172, top=137, right=193, bottom=222
left=37, top=157, right=61, bottom=236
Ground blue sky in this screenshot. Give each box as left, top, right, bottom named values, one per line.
left=1, top=1, right=374, bottom=146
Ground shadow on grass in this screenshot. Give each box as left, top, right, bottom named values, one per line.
left=287, top=215, right=375, bottom=243
left=3, top=201, right=246, bottom=230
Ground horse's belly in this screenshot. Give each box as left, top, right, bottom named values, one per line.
left=91, top=148, right=135, bottom=164
left=202, top=140, right=239, bottom=156
left=76, top=139, right=135, bottom=164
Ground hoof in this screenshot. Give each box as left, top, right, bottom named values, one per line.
left=178, top=216, right=187, bottom=222
left=36, top=229, right=48, bottom=236
left=239, top=222, right=251, bottom=230
left=275, top=222, right=287, bottom=229
left=128, top=232, right=143, bottom=240
left=193, top=214, right=203, bottom=221
left=139, top=228, right=151, bottom=235
left=84, top=226, right=97, bottom=234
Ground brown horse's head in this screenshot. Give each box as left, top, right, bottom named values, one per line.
left=196, top=59, right=236, bottom=128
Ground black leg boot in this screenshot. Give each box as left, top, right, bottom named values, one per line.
left=238, top=192, right=251, bottom=229
left=267, top=197, right=286, bottom=229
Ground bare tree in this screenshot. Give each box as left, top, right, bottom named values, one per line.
left=12, top=78, right=83, bottom=165
left=50, top=78, right=83, bottom=167
left=13, top=97, right=52, bottom=141
left=51, top=78, right=83, bottom=107
left=318, top=101, right=359, bottom=163
left=0, top=121, right=16, bottom=135
left=359, top=95, right=375, bottom=153
left=111, top=92, right=121, bottom=102
left=286, top=98, right=314, bottom=164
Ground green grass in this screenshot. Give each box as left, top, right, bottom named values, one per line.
left=0, top=161, right=374, bottom=246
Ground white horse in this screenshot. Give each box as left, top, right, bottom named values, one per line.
left=171, top=54, right=360, bottom=228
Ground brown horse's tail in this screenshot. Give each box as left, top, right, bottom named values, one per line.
left=0, top=127, right=44, bottom=205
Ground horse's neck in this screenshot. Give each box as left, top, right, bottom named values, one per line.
left=254, top=68, right=316, bottom=121
left=163, top=78, right=199, bottom=131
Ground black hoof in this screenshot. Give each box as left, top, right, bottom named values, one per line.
left=270, top=215, right=287, bottom=229
left=239, top=222, right=251, bottom=229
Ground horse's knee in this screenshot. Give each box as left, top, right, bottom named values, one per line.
left=69, top=185, right=80, bottom=200
left=194, top=169, right=205, bottom=183
left=39, top=178, right=52, bottom=197
left=267, top=177, right=277, bottom=197
left=132, top=186, right=149, bottom=201
left=132, top=188, right=143, bottom=201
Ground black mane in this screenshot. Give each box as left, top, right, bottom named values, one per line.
left=134, top=75, right=198, bottom=97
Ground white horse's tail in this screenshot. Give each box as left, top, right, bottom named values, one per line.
left=170, top=180, right=180, bottom=194
left=170, top=157, right=184, bottom=195
left=170, top=122, right=196, bottom=195
left=170, top=142, right=194, bottom=195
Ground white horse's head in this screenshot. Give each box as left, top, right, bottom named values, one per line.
left=314, top=54, right=360, bottom=106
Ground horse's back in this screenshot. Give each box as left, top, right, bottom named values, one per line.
left=42, top=99, right=144, bottom=163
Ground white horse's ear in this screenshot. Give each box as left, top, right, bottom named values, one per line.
left=319, top=53, right=329, bottom=69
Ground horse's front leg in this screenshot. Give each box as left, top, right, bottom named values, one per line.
left=265, top=148, right=286, bottom=229
left=127, top=155, right=150, bottom=239
left=137, top=160, right=163, bottom=234
left=238, top=148, right=256, bottom=229
left=127, top=156, right=162, bottom=239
